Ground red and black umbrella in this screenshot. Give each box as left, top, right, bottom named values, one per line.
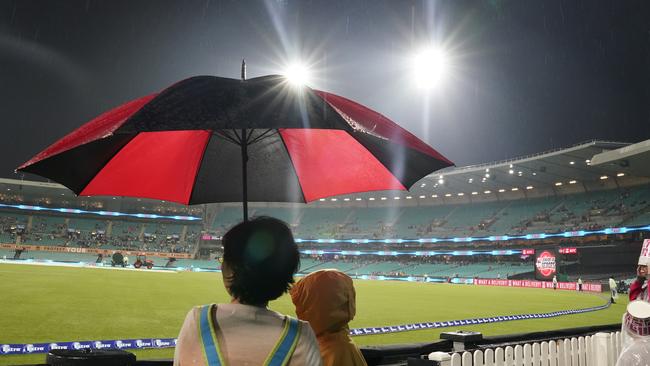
left=18, top=73, right=453, bottom=220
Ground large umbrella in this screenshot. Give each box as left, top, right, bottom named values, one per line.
left=18, top=71, right=453, bottom=221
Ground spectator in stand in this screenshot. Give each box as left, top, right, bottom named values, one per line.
left=291, top=269, right=367, bottom=366
left=630, top=263, right=649, bottom=302
left=174, top=217, right=321, bottom=366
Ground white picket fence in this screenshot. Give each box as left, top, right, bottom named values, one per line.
left=447, top=331, right=623, bottom=366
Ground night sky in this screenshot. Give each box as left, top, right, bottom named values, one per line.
left=1, top=0, right=649, bottom=180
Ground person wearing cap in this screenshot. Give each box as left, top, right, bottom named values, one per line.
left=630, top=262, right=649, bottom=302
left=291, top=269, right=367, bottom=366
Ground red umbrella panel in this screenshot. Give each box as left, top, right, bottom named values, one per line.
left=18, top=75, right=453, bottom=206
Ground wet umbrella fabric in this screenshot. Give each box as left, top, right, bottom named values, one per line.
left=18, top=75, right=453, bottom=215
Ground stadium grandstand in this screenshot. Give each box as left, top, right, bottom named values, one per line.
left=1, top=140, right=649, bottom=282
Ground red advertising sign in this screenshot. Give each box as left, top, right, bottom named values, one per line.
left=474, top=278, right=602, bottom=293
left=559, top=247, right=577, bottom=254
left=522, top=249, right=535, bottom=256
left=535, top=250, right=557, bottom=278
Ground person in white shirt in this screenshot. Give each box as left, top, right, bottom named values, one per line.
left=610, top=277, right=618, bottom=304
left=174, top=217, right=322, bottom=366
left=552, top=275, right=558, bottom=290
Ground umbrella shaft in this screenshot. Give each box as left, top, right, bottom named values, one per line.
left=241, top=128, right=248, bottom=222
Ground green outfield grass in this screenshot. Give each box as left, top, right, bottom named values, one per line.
left=0, top=263, right=626, bottom=365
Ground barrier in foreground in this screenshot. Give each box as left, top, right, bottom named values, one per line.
left=438, top=331, right=623, bottom=366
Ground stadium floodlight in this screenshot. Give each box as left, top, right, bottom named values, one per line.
left=457, top=193, right=464, bottom=196
left=282, top=62, right=312, bottom=87
left=419, top=195, right=426, bottom=199
left=600, top=175, right=608, bottom=180
left=485, top=173, right=490, bottom=178
left=468, top=178, right=473, bottom=183
left=330, top=198, right=338, bottom=201
left=394, top=197, right=400, bottom=200
left=438, top=179, right=444, bottom=184
left=485, top=168, right=490, bottom=172
left=511, top=188, right=519, bottom=191
left=380, top=197, right=387, bottom=200
left=355, top=198, right=362, bottom=201
left=368, top=197, right=375, bottom=201
left=444, top=193, right=452, bottom=197
left=508, top=169, right=514, bottom=174
left=319, top=198, right=326, bottom=201
left=343, top=198, right=350, bottom=201
left=432, top=194, right=438, bottom=198
left=498, top=189, right=506, bottom=193
left=617, top=172, right=625, bottom=177
left=406, top=196, right=412, bottom=199
left=526, top=186, right=534, bottom=190
left=411, top=47, right=448, bottom=89
left=471, top=191, right=478, bottom=195
left=569, top=161, right=575, bottom=165
left=569, top=180, right=577, bottom=184
left=555, top=182, right=563, bottom=186
left=484, top=190, right=491, bottom=194
left=585, top=159, right=591, bottom=165
left=420, top=183, right=426, bottom=187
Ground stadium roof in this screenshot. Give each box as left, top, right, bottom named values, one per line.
left=318, top=140, right=650, bottom=203
left=590, top=139, right=650, bottom=178
left=1, top=140, right=649, bottom=208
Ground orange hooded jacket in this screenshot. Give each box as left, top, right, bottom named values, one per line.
left=291, top=269, right=368, bottom=366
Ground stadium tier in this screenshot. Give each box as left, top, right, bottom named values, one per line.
left=203, top=184, right=650, bottom=239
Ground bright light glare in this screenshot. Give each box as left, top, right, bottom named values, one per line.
left=412, top=48, right=448, bottom=89
left=283, top=63, right=311, bottom=86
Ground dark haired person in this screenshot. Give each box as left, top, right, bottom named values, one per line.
left=174, top=217, right=322, bottom=366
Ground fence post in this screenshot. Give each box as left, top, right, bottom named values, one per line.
left=585, top=335, right=592, bottom=366
left=532, top=343, right=542, bottom=366
left=548, top=340, right=557, bottom=366
left=484, top=348, right=495, bottom=366
left=592, top=332, right=612, bottom=366
left=495, top=347, right=505, bottom=366
left=474, top=349, right=485, bottom=366
left=571, top=338, right=579, bottom=366
left=505, top=346, right=514, bottom=366
left=540, top=341, right=550, bottom=366
left=451, top=352, right=463, bottom=366
left=577, top=336, right=586, bottom=366
left=514, top=345, right=524, bottom=366
left=462, top=351, right=473, bottom=366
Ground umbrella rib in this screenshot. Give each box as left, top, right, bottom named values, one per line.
left=248, top=129, right=277, bottom=145
left=213, top=130, right=241, bottom=146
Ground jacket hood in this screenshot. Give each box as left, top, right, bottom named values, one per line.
left=291, top=269, right=356, bottom=336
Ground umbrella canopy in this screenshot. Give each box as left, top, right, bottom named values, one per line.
left=18, top=75, right=453, bottom=217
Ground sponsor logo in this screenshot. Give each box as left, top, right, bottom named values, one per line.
left=135, top=339, right=153, bottom=348
left=116, top=340, right=133, bottom=349
left=93, top=341, right=113, bottom=350
left=2, top=345, right=22, bottom=354
left=536, top=251, right=556, bottom=277
left=72, top=342, right=91, bottom=350
left=154, top=339, right=173, bottom=348
left=23, top=344, right=46, bottom=353
left=49, top=343, right=69, bottom=350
